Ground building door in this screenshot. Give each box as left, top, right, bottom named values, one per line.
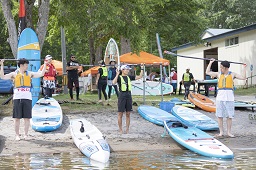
left=204, top=48, right=218, bottom=79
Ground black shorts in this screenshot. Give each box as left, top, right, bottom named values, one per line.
left=68, top=78, right=79, bottom=89
left=118, top=91, right=133, bottom=112
left=13, top=99, right=32, bottom=119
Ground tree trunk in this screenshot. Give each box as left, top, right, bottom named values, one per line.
left=0, top=0, right=18, bottom=58
left=36, top=0, right=50, bottom=50
left=89, top=37, right=95, bottom=65
left=95, top=46, right=102, bottom=65
left=120, top=36, right=131, bottom=55
left=0, top=0, right=50, bottom=58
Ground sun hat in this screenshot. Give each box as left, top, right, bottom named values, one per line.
left=171, top=68, right=175, bottom=71
left=120, top=65, right=131, bottom=70
left=109, top=59, right=116, bottom=64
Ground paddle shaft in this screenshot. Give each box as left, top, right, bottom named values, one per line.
left=0, top=58, right=43, bottom=61
left=164, top=50, right=245, bottom=65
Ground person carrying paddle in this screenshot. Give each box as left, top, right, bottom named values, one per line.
left=206, top=59, right=247, bottom=138
left=182, top=67, right=195, bottom=100
left=112, top=64, right=144, bottom=134
left=96, top=60, right=108, bottom=104
left=0, top=58, right=47, bottom=141
left=107, top=59, right=119, bottom=100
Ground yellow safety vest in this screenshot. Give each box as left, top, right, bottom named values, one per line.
left=218, top=72, right=233, bottom=90
left=120, top=76, right=131, bottom=91
left=183, top=73, right=190, bottom=82
left=101, top=67, right=108, bottom=77
left=14, top=71, right=31, bottom=88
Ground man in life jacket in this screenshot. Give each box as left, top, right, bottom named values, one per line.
left=112, top=64, right=144, bottom=134
left=206, top=58, right=247, bottom=138
left=96, top=60, right=108, bottom=103
left=107, top=59, right=119, bottom=100
left=182, top=67, right=195, bottom=100
left=0, top=58, right=47, bottom=141
left=170, top=68, right=177, bottom=94
left=40, top=55, right=57, bottom=97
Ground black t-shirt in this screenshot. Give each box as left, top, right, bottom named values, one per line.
left=117, top=75, right=136, bottom=92
left=67, top=61, right=79, bottom=79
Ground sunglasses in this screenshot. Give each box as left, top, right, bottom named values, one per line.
left=71, top=57, right=76, bottom=58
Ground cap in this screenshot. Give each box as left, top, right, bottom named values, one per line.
left=121, top=65, right=131, bottom=70
left=45, top=55, right=52, bottom=60
left=109, top=59, right=116, bottom=64
left=171, top=68, right=175, bottom=71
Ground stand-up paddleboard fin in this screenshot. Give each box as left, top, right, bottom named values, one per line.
left=161, top=125, right=167, bottom=137
left=79, top=121, right=84, bottom=133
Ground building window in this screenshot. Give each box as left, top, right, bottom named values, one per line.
left=225, top=37, right=239, bottom=47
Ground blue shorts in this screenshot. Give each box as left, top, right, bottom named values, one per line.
left=216, top=100, right=234, bottom=118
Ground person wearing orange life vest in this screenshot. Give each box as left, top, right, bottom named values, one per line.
left=0, top=58, right=47, bottom=141
left=206, top=58, right=247, bottom=138
left=170, top=68, right=177, bottom=94
left=40, top=55, right=57, bottom=97
left=112, top=64, right=144, bottom=134
left=182, top=67, right=195, bottom=100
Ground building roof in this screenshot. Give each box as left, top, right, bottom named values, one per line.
left=171, top=23, right=256, bottom=52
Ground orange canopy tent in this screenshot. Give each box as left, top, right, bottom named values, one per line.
left=120, top=51, right=170, bottom=66
left=81, top=66, right=100, bottom=77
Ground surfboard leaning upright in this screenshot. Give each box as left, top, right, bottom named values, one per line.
left=17, top=28, right=41, bottom=107
left=103, top=38, right=120, bottom=66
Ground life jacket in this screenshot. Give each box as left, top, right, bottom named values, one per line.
left=44, top=63, right=56, bottom=80
left=172, top=71, right=177, bottom=80
left=101, top=67, right=108, bottom=78
left=120, top=76, right=131, bottom=91
left=218, top=71, right=233, bottom=90
left=14, top=70, right=31, bottom=88
left=183, top=73, right=191, bottom=82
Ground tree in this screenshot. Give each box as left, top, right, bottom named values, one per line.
left=0, top=0, right=50, bottom=58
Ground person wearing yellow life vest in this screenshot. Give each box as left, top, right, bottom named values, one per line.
left=182, top=67, right=195, bottom=100
left=112, top=64, right=144, bottom=134
left=0, top=58, right=47, bottom=141
left=96, top=60, right=108, bottom=103
left=206, top=58, right=247, bottom=138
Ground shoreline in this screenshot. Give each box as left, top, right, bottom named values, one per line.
left=1, top=95, right=256, bottom=155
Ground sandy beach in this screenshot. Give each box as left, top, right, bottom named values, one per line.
left=0, top=95, right=256, bottom=155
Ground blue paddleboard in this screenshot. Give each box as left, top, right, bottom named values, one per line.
left=138, top=105, right=177, bottom=126
left=163, top=120, right=233, bottom=159
left=171, top=105, right=219, bottom=131
left=17, top=28, right=41, bottom=107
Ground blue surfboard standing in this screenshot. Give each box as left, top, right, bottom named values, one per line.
left=17, top=28, right=41, bottom=107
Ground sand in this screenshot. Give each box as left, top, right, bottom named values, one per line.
left=0, top=95, right=256, bottom=155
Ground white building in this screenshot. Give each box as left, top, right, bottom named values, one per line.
left=171, top=23, right=256, bottom=87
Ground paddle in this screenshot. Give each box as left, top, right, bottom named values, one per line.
left=164, top=50, right=245, bottom=65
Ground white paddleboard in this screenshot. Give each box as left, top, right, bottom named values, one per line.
left=132, top=80, right=173, bottom=95
left=31, top=97, right=63, bottom=132
left=70, top=118, right=110, bottom=163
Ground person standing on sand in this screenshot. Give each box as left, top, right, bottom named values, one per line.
left=0, top=58, right=47, bottom=141
left=206, top=58, right=247, bottom=138
left=112, top=64, right=144, bottom=134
